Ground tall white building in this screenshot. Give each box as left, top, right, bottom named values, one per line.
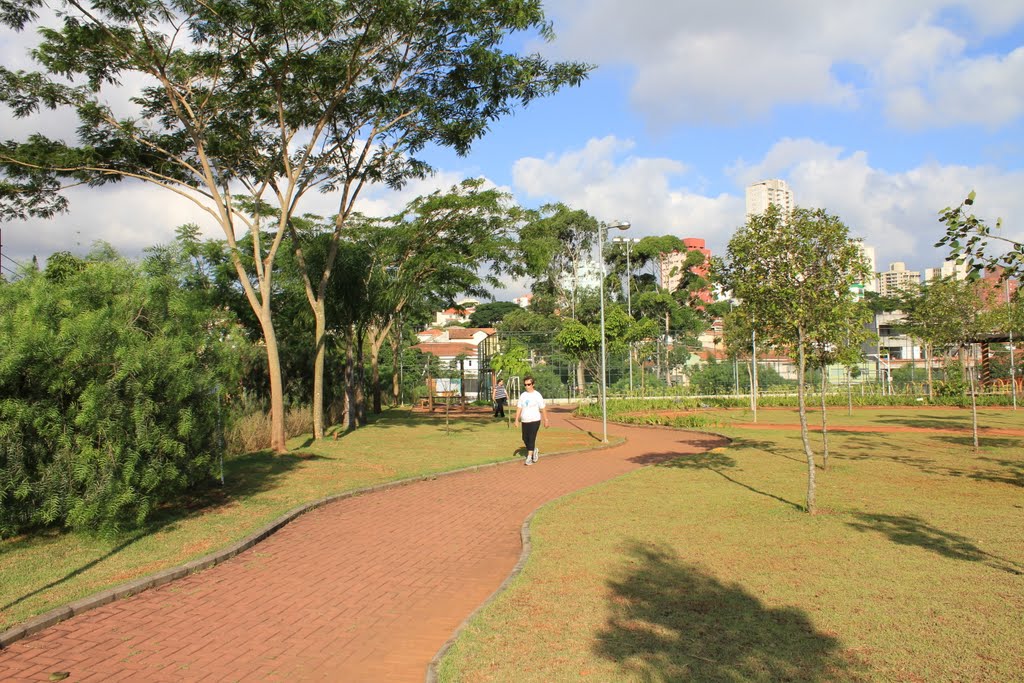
left=745, top=179, right=794, bottom=218
left=878, top=262, right=920, bottom=297
left=853, top=240, right=878, bottom=294
left=924, top=260, right=969, bottom=282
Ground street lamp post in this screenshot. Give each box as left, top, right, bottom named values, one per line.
left=599, top=221, right=631, bottom=443
left=612, top=236, right=640, bottom=391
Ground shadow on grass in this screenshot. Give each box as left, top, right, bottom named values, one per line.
left=1, top=448, right=311, bottom=615
left=839, top=437, right=1024, bottom=488
left=594, top=542, right=862, bottom=682
left=846, top=513, right=1024, bottom=575
left=653, top=450, right=803, bottom=511
left=731, top=437, right=808, bottom=465
left=933, top=435, right=1024, bottom=450
left=875, top=414, right=968, bottom=430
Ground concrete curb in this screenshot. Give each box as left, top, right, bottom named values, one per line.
left=424, top=510, right=537, bottom=683
left=0, top=438, right=612, bottom=650
left=424, top=436, right=624, bottom=683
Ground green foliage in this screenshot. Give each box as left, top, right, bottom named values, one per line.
left=900, top=277, right=986, bottom=354
left=934, top=362, right=968, bottom=397
left=686, top=360, right=791, bottom=394
left=936, top=192, right=1022, bottom=280
left=0, top=258, right=241, bottom=537
left=490, top=343, right=532, bottom=380
left=525, top=365, right=569, bottom=401
left=469, top=301, right=522, bottom=328
left=519, top=203, right=599, bottom=309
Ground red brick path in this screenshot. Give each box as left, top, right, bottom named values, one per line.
left=0, top=411, right=726, bottom=682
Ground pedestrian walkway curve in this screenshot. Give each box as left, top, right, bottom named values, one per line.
left=0, top=410, right=727, bottom=682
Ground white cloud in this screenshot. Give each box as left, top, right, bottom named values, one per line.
left=735, top=138, right=1024, bottom=269
left=886, top=46, right=1024, bottom=127
left=540, top=0, right=1024, bottom=128
left=509, top=136, right=1024, bottom=275
left=512, top=135, right=740, bottom=250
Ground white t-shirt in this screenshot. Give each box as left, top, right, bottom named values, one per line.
left=518, top=390, right=545, bottom=423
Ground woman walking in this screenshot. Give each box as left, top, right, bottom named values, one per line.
left=492, top=378, right=508, bottom=418
left=514, top=376, right=549, bottom=465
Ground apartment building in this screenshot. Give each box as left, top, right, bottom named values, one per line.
left=745, top=179, right=794, bottom=218
left=878, top=262, right=921, bottom=297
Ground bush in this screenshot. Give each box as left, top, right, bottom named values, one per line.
left=224, top=405, right=315, bottom=455
left=0, top=258, right=241, bottom=537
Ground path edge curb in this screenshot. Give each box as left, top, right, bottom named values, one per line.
left=0, top=439, right=610, bottom=650
left=423, top=435, right=629, bottom=683
left=424, top=419, right=732, bottom=683
left=424, top=510, right=538, bottom=683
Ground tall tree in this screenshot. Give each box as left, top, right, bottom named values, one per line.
left=469, top=301, right=522, bottom=328
left=900, top=277, right=987, bottom=447
left=805, top=296, right=872, bottom=468
left=357, top=179, right=524, bottom=418
left=519, top=203, right=599, bottom=319
left=719, top=204, right=869, bottom=514
left=0, top=0, right=590, bottom=451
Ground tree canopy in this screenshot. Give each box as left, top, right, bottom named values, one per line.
left=0, top=0, right=591, bottom=450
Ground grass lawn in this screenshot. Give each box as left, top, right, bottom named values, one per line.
left=0, top=409, right=603, bottom=632
left=439, top=407, right=1024, bottom=682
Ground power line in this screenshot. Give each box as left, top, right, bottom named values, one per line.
left=1, top=252, right=25, bottom=268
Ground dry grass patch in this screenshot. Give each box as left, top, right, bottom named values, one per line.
left=439, top=409, right=1024, bottom=682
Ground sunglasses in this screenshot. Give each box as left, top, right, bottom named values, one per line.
left=524, top=382, right=533, bottom=386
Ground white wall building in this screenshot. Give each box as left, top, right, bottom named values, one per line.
left=854, top=241, right=878, bottom=293
left=745, top=179, right=794, bottom=219
left=924, top=260, right=970, bottom=282
left=878, top=262, right=920, bottom=297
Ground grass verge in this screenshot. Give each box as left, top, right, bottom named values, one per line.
left=439, top=407, right=1024, bottom=682
left=0, top=409, right=602, bottom=632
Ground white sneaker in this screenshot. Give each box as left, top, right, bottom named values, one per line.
left=531, top=449, right=539, bottom=464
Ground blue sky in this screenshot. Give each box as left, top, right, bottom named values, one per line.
left=2, top=0, right=1023, bottom=297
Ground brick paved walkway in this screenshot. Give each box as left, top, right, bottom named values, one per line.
left=0, top=411, right=726, bottom=682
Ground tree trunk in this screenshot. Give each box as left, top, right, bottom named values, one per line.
left=256, top=309, right=288, bottom=453
left=797, top=328, right=816, bottom=514
left=750, top=330, right=758, bottom=423
left=355, top=329, right=367, bottom=426
left=664, top=313, right=671, bottom=387
left=345, top=330, right=357, bottom=430
left=390, top=330, right=401, bottom=406
left=370, top=341, right=382, bottom=414
left=311, top=300, right=327, bottom=441
left=576, top=360, right=586, bottom=398
left=821, top=368, right=830, bottom=470
left=846, top=365, right=853, bottom=417
left=926, top=342, right=934, bottom=400
left=967, top=344, right=979, bottom=451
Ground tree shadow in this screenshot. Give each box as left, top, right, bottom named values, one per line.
left=832, top=439, right=1024, bottom=488
left=594, top=541, right=864, bottom=682
left=971, top=456, right=1024, bottom=487
left=845, top=512, right=1024, bottom=575
left=875, top=414, right=967, bottom=430
left=731, top=437, right=807, bottom=465
left=654, top=450, right=803, bottom=511
left=1, top=448, right=311, bottom=614
left=932, top=435, right=1024, bottom=450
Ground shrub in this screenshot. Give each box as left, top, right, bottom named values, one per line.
left=0, top=258, right=241, bottom=537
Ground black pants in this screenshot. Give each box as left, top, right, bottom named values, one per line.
left=493, top=397, right=506, bottom=417
left=521, top=420, right=541, bottom=452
